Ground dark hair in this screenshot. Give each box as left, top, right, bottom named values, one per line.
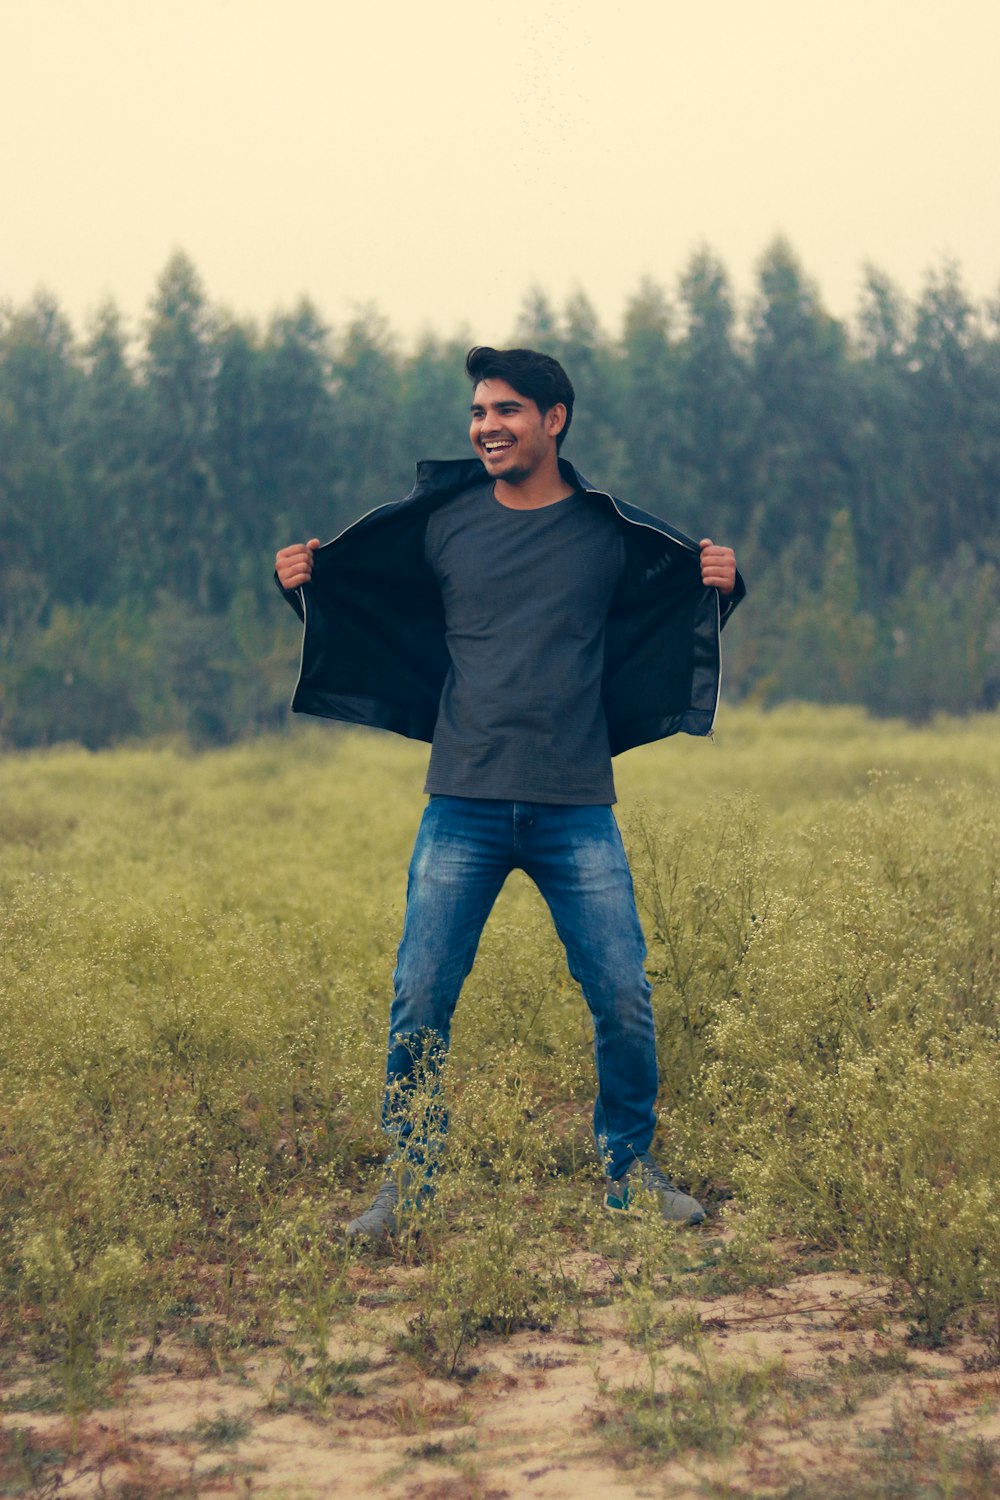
left=465, top=345, right=575, bottom=450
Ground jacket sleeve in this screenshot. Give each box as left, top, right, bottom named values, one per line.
left=274, top=569, right=305, bottom=623
left=719, top=568, right=747, bottom=628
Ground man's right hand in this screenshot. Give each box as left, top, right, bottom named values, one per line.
left=275, top=538, right=321, bottom=589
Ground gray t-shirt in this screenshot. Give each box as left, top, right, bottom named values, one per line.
left=423, top=482, right=626, bottom=804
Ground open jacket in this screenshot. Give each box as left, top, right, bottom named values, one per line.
left=277, top=457, right=746, bottom=757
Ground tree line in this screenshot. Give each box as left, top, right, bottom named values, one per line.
left=2, top=242, right=999, bottom=749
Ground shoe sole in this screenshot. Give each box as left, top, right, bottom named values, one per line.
left=604, top=1194, right=705, bottom=1226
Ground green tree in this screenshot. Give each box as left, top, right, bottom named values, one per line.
left=2, top=601, right=150, bottom=749
left=514, top=286, right=559, bottom=344
left=748, top=238, right=853, bottom=571
left=5, top=245, right=1000, bottom=747
left=851, top=267, right=921, bottom=596
left=142, top=251, right=222, bottom=609
left=674, top=248, right=752, bottom=544
left=328, top=308, right=406, bottom=519
left=212, top=313, right=261, bottom=582
left=909, top=262, right=995, bottom=563
left=557, top=289, right=622, bottom=480
left=400, top=333, right=474, bottom=467
left=879, top=550, right=1000, bottom=718
left=0, top=292, right=81, bottom=631
left=618, top=276, right=680, bottom=516
left=72, top=299, right=148, bottom=604
left=253, top=299, right=340, bottom=547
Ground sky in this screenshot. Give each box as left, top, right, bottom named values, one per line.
left=2, top=0, right=999, bottom=346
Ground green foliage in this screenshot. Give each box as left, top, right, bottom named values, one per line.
left=4, top=246, right=1000, bottom=748
left=391, top=1059, right=572, bottom=1378
left=191, top=1411, right=254, bottom=1447
left=626, top=794, right=770, bottom=1095
left=596, top=1301, right=784, bottom=1461
left=2, top=708, right=1000, bottom=1414
left=767, top=509, right=879, bottom=703
left=688, top=775, right=1000, bottom=1343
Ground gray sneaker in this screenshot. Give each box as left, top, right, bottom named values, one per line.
left=345, top=1165, right=425, bottom=1243
left=604, top=1153, right=705, bottom=1225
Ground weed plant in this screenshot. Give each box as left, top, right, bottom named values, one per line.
left=1, top=706, right=999, bottom=1412
left=687, top=776, right=1000, bottom=1342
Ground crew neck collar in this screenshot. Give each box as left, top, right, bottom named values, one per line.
left=489, top=482, right=580, bottom=512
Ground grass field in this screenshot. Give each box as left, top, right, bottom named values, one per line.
left=2, top=705, right=999, bottom=1497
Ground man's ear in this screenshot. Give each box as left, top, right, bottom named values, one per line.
left=546, top=403, right=567, bottom=440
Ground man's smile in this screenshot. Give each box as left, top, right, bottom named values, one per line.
left=468, top=375, right=567, bottom=491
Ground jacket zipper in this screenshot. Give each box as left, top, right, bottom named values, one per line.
left=587, top=487, right=721, bottom=736
left=291, top=587, right=310, bottom=707
left=309, top=494, right=403, bottom=552
left=586, top=488, right=699, bottom=553
left=289, top=495, right=421, bottom=708
left=710, top=588, right=722, bottom=737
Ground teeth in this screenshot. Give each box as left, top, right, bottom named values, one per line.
left=484, top=440, right=513, bottom=452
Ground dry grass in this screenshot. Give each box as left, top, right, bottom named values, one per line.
left=2, top=705, right=1000, bottom=1495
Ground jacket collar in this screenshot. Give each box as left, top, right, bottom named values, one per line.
left=407, top=456, right=707, bottom=556
left=410, top=455, right=597, bottom=500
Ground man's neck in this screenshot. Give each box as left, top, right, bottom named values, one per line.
left=493, top=458, right=575, bottom=511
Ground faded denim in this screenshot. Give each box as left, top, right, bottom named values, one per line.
left=383, top=795, right=658, bottom=1180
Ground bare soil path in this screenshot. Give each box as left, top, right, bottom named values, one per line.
left=5, top=1266, right=999, bottom=1498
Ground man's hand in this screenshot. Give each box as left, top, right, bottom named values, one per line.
left=276, top=538, right=321, bottom=589
left=699, top=539, right=736, bottom=596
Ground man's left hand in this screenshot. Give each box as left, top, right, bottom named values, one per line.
left=699, top=539, right=736, bottom=596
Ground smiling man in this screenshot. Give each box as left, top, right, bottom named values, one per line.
left=275, top=345, right=744, bottom=1241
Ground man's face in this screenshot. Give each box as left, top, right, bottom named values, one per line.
left=469, top=378, right=564, bottom=485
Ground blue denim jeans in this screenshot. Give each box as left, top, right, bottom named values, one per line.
left=384, top=795, right=658, bottom=1180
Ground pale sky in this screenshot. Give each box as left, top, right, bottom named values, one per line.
left=2, top=0, right=998, bottom=345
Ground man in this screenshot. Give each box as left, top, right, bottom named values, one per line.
left=275, top=346, right=744, bottom=1240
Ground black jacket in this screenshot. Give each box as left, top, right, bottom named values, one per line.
left=277, top=457, right=746, bottom=756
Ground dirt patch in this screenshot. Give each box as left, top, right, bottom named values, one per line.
left=3, top=1266, right=999, bottom=1498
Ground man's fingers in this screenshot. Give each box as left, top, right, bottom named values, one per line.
left=697, top=539, right=736, bottom=595
left=275, top=541, right=320, bottom=588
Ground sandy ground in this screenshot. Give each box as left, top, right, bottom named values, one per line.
left=4, top=1263, right=1000, bottom=1498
